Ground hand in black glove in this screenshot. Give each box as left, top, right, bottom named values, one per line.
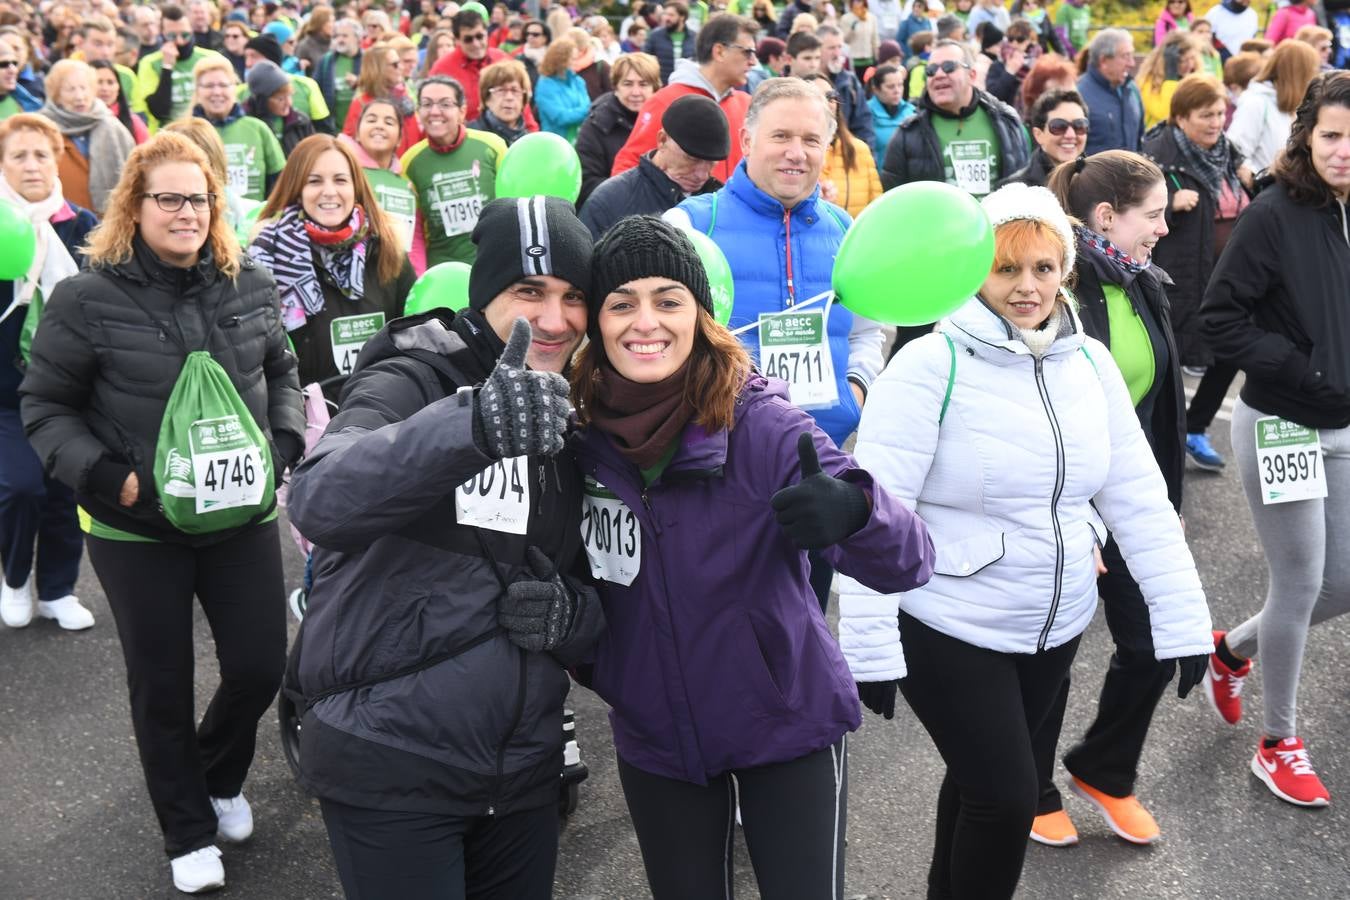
left=857, top=680, right=899, bottom=719
left=473, top=318, right=571, bottom=459
left=498, top=547, right=578, bottom=652
left=770, top=433, right=871, bottom=550
left=1169, top=654, right=1209, bottom=699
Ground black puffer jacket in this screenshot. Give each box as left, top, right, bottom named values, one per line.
left=575, top=91, right=639, bottom=207
left=19, top=238, right=304, bottom=545
left=994, top=146, right=1060, bottom=189
left=286, top=309, right=604, bottom=816
left=579, top=151, right=719, bottom=239
left=880, top=89, right=1030, bottom=191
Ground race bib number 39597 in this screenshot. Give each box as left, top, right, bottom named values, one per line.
left=455, top=456, right=530, bottom=533
left=1255, top=416, right=1327, bottom=505
left=581, top=481, right=640, bottom=586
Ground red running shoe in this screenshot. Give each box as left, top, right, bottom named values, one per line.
left=1203, top=630, right=1250, bottom=725
left=1251, top=737, right=1330, bottom=808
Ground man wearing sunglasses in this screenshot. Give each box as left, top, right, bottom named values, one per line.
left=879, top=39, right=1027, bottom=199
left=0, top=41, right=41, bottom=118
left=136, top=3, right=228, bottom=131
left=645, top=0, right=697, bottom=85
left=430, top=9, right=510, bottom=123
left=613, top=14, right=756, bottom=186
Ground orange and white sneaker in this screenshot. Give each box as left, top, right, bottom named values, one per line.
left=1204, top=630, right=1251, bottom=725
left=1068, top=777, right=1160, bottom=845
left=1251, top=737, right=1330, bottom=808
left=1029, top=809, right=1078, bottom=847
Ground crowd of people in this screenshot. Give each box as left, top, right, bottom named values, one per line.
left=2, top=0, right=1349, bottom=898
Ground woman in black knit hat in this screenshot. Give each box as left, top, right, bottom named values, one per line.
left=567, top=216, right=935, bottom=899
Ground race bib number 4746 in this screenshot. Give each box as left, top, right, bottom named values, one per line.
left=188, top=414, right=266, bottom=514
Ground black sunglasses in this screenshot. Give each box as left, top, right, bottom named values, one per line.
left=1045, top=117, right=1090, bottom=135
left=925, top=59, right=970, bottom=77
left=524, top=29, right=545, bottom=37
left=0, top=60, right=18, bottom=69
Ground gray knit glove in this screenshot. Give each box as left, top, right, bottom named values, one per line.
left=472, top=318, right=571, bottom=459
left=499, top=547, right=579, bottom=652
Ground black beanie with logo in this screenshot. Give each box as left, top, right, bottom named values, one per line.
left=467, top=196, right=594, bottom=311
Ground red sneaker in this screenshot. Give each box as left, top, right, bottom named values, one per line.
left=1251, top=737, right=1331, bottom=808
left=1203, top=630, right=1251, bottom=725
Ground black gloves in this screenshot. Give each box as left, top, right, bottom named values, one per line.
left=473, top=318, right=571, bottom=459
left=857, top=680, right=899, bottom=719
left=1169, top=654, right=1209, bottom=699
left=499, top=547, right=583, bottom=652
left=771, top=433, right=871, bottom=550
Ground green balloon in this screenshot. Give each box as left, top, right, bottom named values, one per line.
left=495, top=132, right=582, bottom=203
left=832, top=182, right=994, bottom=326
left=0, top=200, right=37, bottom=280
left=233, top=198, right=263, bottom=245
left=678, top=226, right=734, bottom=326
left=407, top=261, right=472, bottom=315
left=460, top=1, right=489, bottom=22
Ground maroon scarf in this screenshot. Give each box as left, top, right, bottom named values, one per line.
left=588, top=360, right=695, bottom=469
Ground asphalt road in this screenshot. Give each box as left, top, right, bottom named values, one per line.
left=2, top=373, right=1347, bottom=899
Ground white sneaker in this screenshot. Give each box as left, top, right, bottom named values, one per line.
left=170, top=846, right=224, bottom=894
left=210, top=794, right=253, bottom=842
left=36, top=595, right=95, bottom=630
left=0, top=578, right=34, bottom=628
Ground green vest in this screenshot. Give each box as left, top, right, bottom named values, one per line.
left=401, top=128, right=508, bottom=267
left=216, top=115, right=286, bottom=202
left=364, top=166, right=418, bottom=256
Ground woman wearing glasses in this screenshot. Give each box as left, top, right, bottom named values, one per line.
left=996, top=89, right=1088, bottom=188
left=468, top=58, right=537, bottom=145
left=192, top=57, right=286, bottom=204
left=20, top=132, right=304, bottom=895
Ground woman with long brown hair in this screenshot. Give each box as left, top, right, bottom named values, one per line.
left=1227, top=39, right=1320, bottom=172
left=570, top=215, right=934, bottom=899
left=340, top=41, right=416, bottom=138
left=250, top=134, right=414, bottom=395
left=20, top=131, right=304, bottom=894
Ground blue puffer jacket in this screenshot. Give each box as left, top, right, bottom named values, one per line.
left=672, top=161, right=862, bottom=446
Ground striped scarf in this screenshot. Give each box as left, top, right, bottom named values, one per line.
left=251, top=205, right=368, bottom=331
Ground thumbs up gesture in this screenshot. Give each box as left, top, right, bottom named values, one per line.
left=472, top=318, right=571, bottom=459
left=770, top=432, right=871, bottom=550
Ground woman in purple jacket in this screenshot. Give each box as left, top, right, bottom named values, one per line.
left=568, top=216, right=935, bottom=900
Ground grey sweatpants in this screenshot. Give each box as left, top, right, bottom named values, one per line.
left=1227, top=396, right=1350, bottom=738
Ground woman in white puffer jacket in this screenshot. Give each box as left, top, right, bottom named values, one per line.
left=838, top=184, right=1214, bottom=900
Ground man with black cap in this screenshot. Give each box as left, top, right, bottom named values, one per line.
left=580, top=94, right=729, bottom=239
left=286, top=195, right=604, bottom=898
left=137, top=3, right=227, bottom=130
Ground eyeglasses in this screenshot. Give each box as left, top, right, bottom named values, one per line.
left=198, top=80, right=235, bottom=91
left=489, top=85, right=525, bottom=97
left=0, top=60, right=18, bottom=70
left=925, top=59, right=970, bottom=77
left=1045, top=117, right=1089, bottom=135
left=419, top=98, right=460, bottom=111
left=720, top=41, right=757, bottom=59
left=460, top=32, right=487, bottom=43
left=142, top=192, right=216, bottom=212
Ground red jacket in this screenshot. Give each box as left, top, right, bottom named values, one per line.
left=611, top=82, right=750, bottom=185
left=430, top=47, right=508, bottom=121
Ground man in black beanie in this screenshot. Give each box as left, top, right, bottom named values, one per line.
left=284, top=193, right=605, bottom=899
left=579, top=93, right=729, bottom=240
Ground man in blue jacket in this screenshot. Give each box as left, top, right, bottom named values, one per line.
left=1077, top=28, right=1144, bottom=155
left=666, top=77, right=884, bottom=610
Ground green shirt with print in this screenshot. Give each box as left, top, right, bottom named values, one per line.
left=215, top=115, right=286, bottom=202
left=931, top=106, right=1001, bottom=198
left=364, top=166, right=418, bottom=256
left=1054, top=2, right=1091, bottom=52
left=332, top=55, right=357, bottom=132
left=135, top=46, right=226, bottom=130
left=401, top=128, right=507, bottom=267
left=0, top=94, right=20, bottom=120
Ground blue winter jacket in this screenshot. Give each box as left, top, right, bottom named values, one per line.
left=867, top=94, right=914, bottom=161
left=672, top=161, right=864, bottom=446
left=535, top=71, right=591, bottom=139
left=573, top=374, right=935, bottom=784
left=1077, top=67, right=1145, bottom=155
left=1, top=83, right=42, bottom=114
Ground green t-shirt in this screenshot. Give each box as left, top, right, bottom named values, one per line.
left=136, top=47, right=226, bottom=130
left=931, top=105, right=1001, bottom=197
left=216, top=115, right=286, bottom=202
left=0, top=94, right=20, bottom=120
left=1103, top=284, right=1156, bottom=406
left=364, top=166, right=418, bottom=255
left=332, top=55, right=356, bottom=129
left=671, top=31, right=686, bottom=58
left=1055, top=2, right=1091, bottom=52
left=401, top=128, right=508, bottom=267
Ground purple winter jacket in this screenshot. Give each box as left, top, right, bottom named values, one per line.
left=572, top=374, right=935, bottom=784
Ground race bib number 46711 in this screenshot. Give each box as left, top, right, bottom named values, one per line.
left=1255, top=416, right=1327, bottom=505
left=759, top=308, right=838, bottom=410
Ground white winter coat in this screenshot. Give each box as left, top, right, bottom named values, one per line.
left=839, top=296, right=1213, bottom=680
left=1226, top=81, right=1291, bottom=174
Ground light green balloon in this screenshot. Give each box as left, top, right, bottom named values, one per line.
left=677, top=227, right=735, bottom=326
left=495, top=132, right=582, bottom=203
left=407, top=261, right=472, bottom=315
left=0, top=200, right=37, bottom=280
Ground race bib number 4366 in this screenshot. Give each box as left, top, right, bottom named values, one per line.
left=1255, top=416, right=1327, bottom=505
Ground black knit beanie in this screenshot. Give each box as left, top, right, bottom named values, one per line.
left=589, top=216, right=712, bottom=338
left=468, top=196, right=594, bottom=311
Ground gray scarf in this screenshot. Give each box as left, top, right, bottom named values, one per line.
left=1171, top=124, right=1242, bottom=201
left=41, top=98, right=134, bottom=215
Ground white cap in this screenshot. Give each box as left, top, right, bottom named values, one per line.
left=979, top=183, right=1076, bottom=273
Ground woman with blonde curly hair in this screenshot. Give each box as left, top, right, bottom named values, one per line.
left=19, top=131, right=304, bottom=895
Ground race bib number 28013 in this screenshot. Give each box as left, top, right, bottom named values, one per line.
left=580, top=481, right=640, bottom=586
